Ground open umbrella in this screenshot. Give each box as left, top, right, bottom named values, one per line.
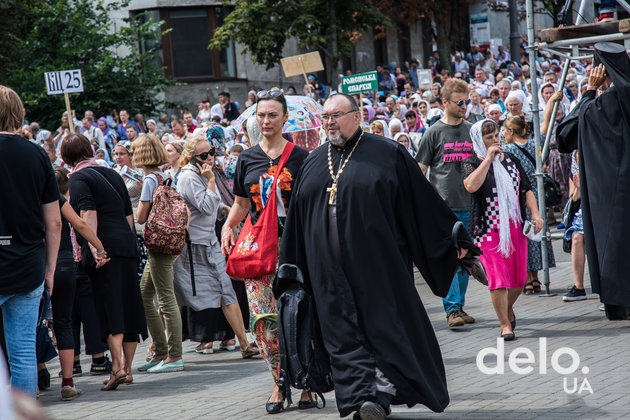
left=231, top=95, right=323, bottom=151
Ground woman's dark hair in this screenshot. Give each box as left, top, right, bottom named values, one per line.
left=55, top=166, right=70, bottom=195
left=60, top=133, right=94, bottom=167
left=481, top=120, right=499, bottom=136
left=405, top=110, right=416, bottom=119
left=504, top=115, right=529, bottom=138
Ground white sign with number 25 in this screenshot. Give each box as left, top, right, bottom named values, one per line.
left=45, top=69, right=83, bottom=95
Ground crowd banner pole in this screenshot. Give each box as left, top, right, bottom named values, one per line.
left=526, top=0, right=553, bottom=295
left=64, top=93, right=74, bottom=134
left=298, top=57, right=309, bottom=85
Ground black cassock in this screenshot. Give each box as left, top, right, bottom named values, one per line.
left=279, top=129, right=477, bottom=416
left=557, top=42, right=630, bottom=319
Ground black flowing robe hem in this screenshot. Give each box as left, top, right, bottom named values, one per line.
left=557, top=47, right=630, bottom=310
left=280, top=133, right=477, bottom=416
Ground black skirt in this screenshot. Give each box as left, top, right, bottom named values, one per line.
left=85, top=257, right=148, bottom=343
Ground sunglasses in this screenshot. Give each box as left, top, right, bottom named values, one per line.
left=193, top=149, right=216, bottom=160
left=450, top=99, right=471, bottom=107
left=257, top=90, right=284, bottom=99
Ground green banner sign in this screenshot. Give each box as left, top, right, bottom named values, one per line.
left=341, top=71, right=378, bottom=94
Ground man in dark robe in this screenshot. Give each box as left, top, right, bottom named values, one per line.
left=279, top=93, right=478, bottom=419
left=557, top=42, right=630, bottom=320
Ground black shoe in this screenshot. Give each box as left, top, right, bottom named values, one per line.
left=90, top=355, right=113, bottom=375
left=510, top=315, right=516, bottom=331
left=563, top=286, right=587, bottom=302
left=58, top=363, right=83, bottom=378
left=298, top=399, right=318, bottom=409
left=38, top=368, right=50, bottom=391
left=500, top=332, right=516, bottom=341
left=358, top=401, right=387, bottom=420
left=265, top=399, right=284, bottom=414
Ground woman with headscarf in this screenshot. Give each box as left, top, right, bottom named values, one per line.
left=245, top=91, right=257, bottom=108
left=370, top=120, right=391, bottom=138
left=361, top=105, right=375, bottom=127
left=98, top=117, right=117, bottom=152
left=541, top=90, right=572, bottom=210
left=462, top=119, right=543, bottom=340
left=394, top=132, right=414, bottom=155
left=417, top=100, right=430, bottom=126
left=388, top=118, right=404, bottom=138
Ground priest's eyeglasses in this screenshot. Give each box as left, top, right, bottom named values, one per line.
left=321, top=110, right=357, bottom=121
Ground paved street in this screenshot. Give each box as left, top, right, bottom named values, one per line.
left=40, top=239, right=630, bottom=419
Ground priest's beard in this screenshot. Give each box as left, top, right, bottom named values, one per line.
left=328, top=132, right=348, bottom=147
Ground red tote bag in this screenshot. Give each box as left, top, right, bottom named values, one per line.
left=226, top=142, right=295, bottom=279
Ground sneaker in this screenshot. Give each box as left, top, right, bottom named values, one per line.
left=137, top=359, right=162, bottom=372
left=147, top=359, right=184, bottom=374
left=447, top=310, right=465, bottom=327
left=458, top=310, right=475, bottom=324
left=58, top=364, right=82, bottom=378
left=563, top=286, right=587, bottom=302
left=61, top=385, right=82, bottom=401
left=90, top=355, right=112, bottom=375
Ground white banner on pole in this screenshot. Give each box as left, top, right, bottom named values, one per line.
left=44, top=69, right=84, bottom=95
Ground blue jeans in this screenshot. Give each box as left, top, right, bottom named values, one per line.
left=0, top=283, right=44, bottom=397
left=443, top=211, right=470, bottom=314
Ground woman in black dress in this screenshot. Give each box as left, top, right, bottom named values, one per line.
left=61, top=134, right=147, bottom=391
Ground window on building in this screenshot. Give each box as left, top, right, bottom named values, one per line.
left=374, top=29, right=388, bottom=67
left=141, top=6, right=238, bottom=81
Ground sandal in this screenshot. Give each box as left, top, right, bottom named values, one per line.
left=523, top=282, right=534, bottom=295
left=532, top=280, right=542, bottom=293
left=241, top=344, right=260, bottom=359
left=101, top=369, right=127, bottom=391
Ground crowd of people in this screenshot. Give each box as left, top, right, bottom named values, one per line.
left=1, top=34, right=626, bottom=419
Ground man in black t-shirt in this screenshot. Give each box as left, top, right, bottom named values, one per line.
left=0, top=85, right=61, bottom=397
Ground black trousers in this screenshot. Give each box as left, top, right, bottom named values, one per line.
left=72, top=266, right=108, bottom=356
left=51, top=256, right=76, bottom=350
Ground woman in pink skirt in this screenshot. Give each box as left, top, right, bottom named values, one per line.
left=462, top=120, right=543, bottom=340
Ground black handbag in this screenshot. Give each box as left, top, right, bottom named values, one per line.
left=518, top=147, right=563, bottom=208
left=36, top=290, right=58, bottom=364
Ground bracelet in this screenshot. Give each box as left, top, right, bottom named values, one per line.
left=96, top=249, right=105, bottom=255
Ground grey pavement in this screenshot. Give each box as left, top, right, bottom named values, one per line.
left=40, top=239, right=630, bottom=419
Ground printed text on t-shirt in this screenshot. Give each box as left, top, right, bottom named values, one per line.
left=443, top=140, right=473, bottom=162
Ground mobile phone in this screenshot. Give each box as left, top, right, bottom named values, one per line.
left=190, top=157, right=203, bottom=167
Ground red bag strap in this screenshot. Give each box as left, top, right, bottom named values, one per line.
left=271, top=142, right=295, bottom=191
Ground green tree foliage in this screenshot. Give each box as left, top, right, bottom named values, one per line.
left=210, top=0, right=389, bottom=81
left=0, top=0, right=171, bottom=129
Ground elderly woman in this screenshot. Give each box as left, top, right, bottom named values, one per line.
left=173, top=136, right=257, bottom=358
left=361, top=105, right=375, bottom=127
left=463, top=120, right=543, bottom=340
left=388, top=118, right=404, bottom=138
left=61, top=133, right=146, bottom=391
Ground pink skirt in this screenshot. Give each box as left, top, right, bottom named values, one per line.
left=479, top=220, right=528, bottom=290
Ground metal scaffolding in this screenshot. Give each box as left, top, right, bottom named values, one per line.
left=525, top=0, right=630, bottom=295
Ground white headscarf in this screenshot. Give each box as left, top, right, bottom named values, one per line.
left=470, top=119, right=521, bottom=257
left=372, top=119, right=392, bottom=139
left=389, top=118, right=404, bottom=136
left=394, top=132, right=414, bottom=155
left=506, top=89, right=531, bottom=115
left=246, top=116, right=263, bottom=146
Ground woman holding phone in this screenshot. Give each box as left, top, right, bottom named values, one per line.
left=172, top=137, right=257, bottom=358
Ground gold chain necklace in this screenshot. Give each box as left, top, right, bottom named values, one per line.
left=326, top=131, right=363, bottom=205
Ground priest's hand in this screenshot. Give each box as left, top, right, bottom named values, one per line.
left=587, top=64, right=606, bottom=91
left=457, top=248, right=469, bottom=259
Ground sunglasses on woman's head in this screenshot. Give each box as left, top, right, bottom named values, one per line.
left=193, top=149, right=216, bottom=160
left=257, top=90, right=284, bottom=99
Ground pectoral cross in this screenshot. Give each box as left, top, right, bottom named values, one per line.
left=327, top=183, right=337, bottom=205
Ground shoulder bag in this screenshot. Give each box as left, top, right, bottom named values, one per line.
left=226, top=142, right=295, bottom=279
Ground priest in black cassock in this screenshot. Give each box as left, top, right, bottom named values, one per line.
left=557, top=42, right=630, bottom=320
left=279, top=93, right=479, bottom=419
